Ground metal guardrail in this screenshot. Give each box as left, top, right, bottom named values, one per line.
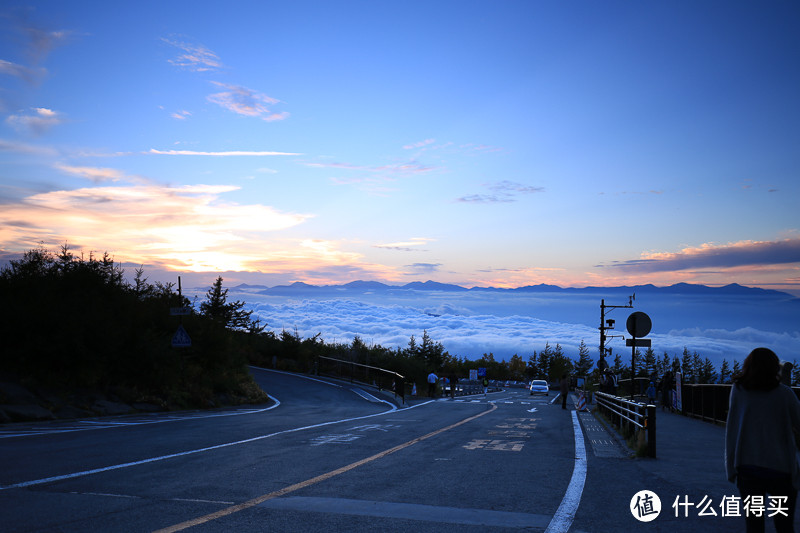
left=315, top=355, right=406, bottom=403
left=595, top=391, right=656, bottom=458
left=654, top=383, right=799, bottom=425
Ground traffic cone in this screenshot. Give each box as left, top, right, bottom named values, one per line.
left=577, top=391, right=587, bottom=411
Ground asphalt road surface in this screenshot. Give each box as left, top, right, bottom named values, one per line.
left=0, top=368, right=751, bottom=531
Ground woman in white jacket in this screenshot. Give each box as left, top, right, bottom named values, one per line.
left=725, top=347, right=800, bottom=533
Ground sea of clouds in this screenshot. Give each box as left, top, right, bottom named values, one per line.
left=185, top=287, right=800, bottom=370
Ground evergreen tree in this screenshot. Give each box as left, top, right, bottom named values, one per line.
left=200, top=276, right=253, bottom=330
left=574, top=340, right=593, bottom=378
left=732, top=359, right=741, bottom=378
left=643, top=347, right=657, bottom=377
left=419, top=330, right=445, bottom=370
left=692, top=350, right=703, bottom=384
left=527, top=351, right=540, bottom=379
left=699, top=357, right=716, bottom=384
left=406, top=335, right=419, bottom=359
left=613, top=353, right=624, bottom=375
left=671, top=355, right=681, bottom=375
left=719, top=359, right=732, bottom=384
left=681, top=347, right=694, bottom=383
left=539, top=343, right=553, bottom=380
left=660, top=352, right=671, bottom=377
left=549, top=343, right=573, bottom=381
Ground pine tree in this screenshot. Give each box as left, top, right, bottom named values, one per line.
left=574, top=340, right=593, bottom=378
left=692, top=351, right=703, bottom=384
left=527, top=351, right=540, bottom=379
left=644, top=347, right=657, bottom=377
left=719, top=359, right=732, bottom=384
left=699, top=357, right=716, bottom=384
left=613, top=353, right=624, bottom=375
left=681, top=347, right=694, bottom=383
left=406, top=335, right=419, bottom=358
left=200, top=276, right=253, bottom=330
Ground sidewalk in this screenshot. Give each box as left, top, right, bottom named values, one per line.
left=647, top=408, right=731, bottom=496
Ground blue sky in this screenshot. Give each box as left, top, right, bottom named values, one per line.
left=1, top=1, right=799, bottom=294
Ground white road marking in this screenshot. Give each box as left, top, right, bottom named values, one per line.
left=0, top=406, right=279, bottom=439
left=0, top=393, right=401, bottom=491
left=545, top=410, right=587, bottom=533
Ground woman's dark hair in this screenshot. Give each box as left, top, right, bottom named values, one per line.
left=734, top=347, right=781, bottom=391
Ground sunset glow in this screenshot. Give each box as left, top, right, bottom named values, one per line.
left=1, top=2, right=798, bottom=294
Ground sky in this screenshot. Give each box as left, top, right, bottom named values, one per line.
left=2, top=1, right=800, bottom=295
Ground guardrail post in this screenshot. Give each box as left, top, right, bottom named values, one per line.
left=646, top=404, right=656, bottom=458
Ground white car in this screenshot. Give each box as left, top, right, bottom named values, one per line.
left=529, top=380, right=549, bottom=396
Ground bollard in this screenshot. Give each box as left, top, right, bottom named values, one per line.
left=646, top=404, right=656, bottom=458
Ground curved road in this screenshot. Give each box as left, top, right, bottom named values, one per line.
left=0, top=368, right=738, bottom=532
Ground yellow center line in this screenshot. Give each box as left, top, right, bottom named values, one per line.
left=153, top=403, right=497, bottom=533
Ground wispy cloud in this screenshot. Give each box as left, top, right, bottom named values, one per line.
left=374, top=238, right=433, bottom=252
left=402, top=138, right=436, bottom=150
left=600, top=238, right=800, bottom=273
left=6, top=107, right=65, bottom=135
left=148, top=149, right=301, bottom=156
left=55, top=164, right=127, bottom=183
left=406, top=262, right=441, bottom=274
left=457, top=180, right=545, bottom=203
left=0, top=138, right=58, bottom=156
left=207, top=82, right=288, bottom=121
left=162, top=37, right=223, bottom=72
left=305, top=160, right=436, bottom=176
left=170, top=110, right=192, bottom=120
left=0, top=59, right=46, bottom=83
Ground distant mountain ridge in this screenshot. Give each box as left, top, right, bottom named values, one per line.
left=227, top=280, right=794, bottom=299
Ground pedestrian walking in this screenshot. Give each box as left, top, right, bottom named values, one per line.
left=482, top=377, right=489, bottom=397
left=427, top=371, right=438, bottom=398
left=560, top=373, right=569, bottom=410
left=448, top=371, right=458, bottom=399
left=646, top=381, right=657, bottom=404
left=725, top=347, right=800, bottom=533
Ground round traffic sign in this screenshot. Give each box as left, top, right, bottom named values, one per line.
left=626, top=311, right=652, bottom=338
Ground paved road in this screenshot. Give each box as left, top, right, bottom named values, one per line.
left=0, top=369, right=781, bottom=531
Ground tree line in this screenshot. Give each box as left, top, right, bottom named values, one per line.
left=4, top=245, right=793, bottom=412
left=0, top=245, right=268, bottom=409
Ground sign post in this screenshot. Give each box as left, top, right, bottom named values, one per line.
left=171, top=276, right=191, bottom=348
left=626, top=311, right=652, bottom=400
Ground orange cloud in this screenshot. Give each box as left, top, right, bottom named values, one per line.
left=0, top=184, right=311, bottom=272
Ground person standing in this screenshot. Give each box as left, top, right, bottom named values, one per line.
left=482, top=376, right=489, bottom=397
left=560, top=373, right=569, bottom=410
left=427, top=371, right=438, bottom=398
left=725, top=347, right=800, bottom=533
left=646, top=381, right=657, bottom=404
left=448, top=371, right=458, bottom=399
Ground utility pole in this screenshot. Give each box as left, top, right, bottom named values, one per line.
left=598, top=295, right=635, bottom=373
